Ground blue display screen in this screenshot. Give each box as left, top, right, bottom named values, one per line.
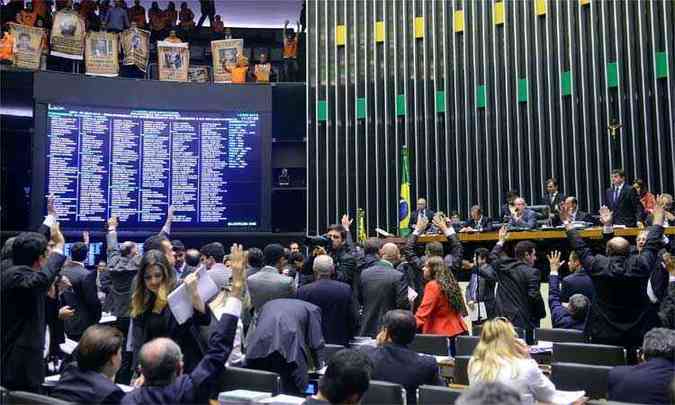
left=46, top=104, right=264, bottom=230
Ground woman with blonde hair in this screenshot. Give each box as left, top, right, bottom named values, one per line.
left=468, top=318, right=555, bottom=402
left=130, top=249, right=210, bottom=375
left=415, top=256, right=468, bottom=355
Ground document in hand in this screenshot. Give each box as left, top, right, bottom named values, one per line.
left=168, top=268, right=219, bottom=324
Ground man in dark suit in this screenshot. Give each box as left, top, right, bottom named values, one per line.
left=489, top=226, right=546, bottom=343
left=246, top=298, right=325, bottom=395
left=121, top=247, right=245, bottom=405
left=608, top=328, right=675, bottom=404
left=547, top=251, right=589, bottom=331
left=604, top=169, right=642, bottom=226
left=561, top=202, right=665, bottom=353
left=247, top=244, right=296, bottom=312
left=409, top=198, right=435, bottom=231
left=464, top=248, right=497, bottom=323
left=560, top=196, right=594, bottom=224
left=61, top=241, right=102, bottom=341
left=364, top=310, right=444, bottom=405
left=560, top=250, right=595, bottom=303
left=541, top=178, right=565, bottom=221
left=460, top=205, right=490, bottom=232
left=52, top=325, right=126, bottom=404
left=326, top=224, right=358, bottom=287
left=297, top=255, right=358, bottom=346
left=1, top=228, right=67, bottom=392
left=358, top=243, right=410, bottom=337
left=507, top=198, right=538, bottom=229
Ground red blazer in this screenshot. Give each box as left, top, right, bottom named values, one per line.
left=415, top=280, right=468, bottom=337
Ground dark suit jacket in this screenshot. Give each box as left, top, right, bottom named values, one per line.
left=122, top=311, right=239, bottom=405
left=409, top=208, right=435, bottom=229
left=549, top=274, right=585, bottom=331
left=560, top=269, right=595, bottom=303
left=542, top=192, right=565, bottom=215
left=358, top=262, right=411, bottom=337
left=465, top=216, right=490, bottom=231
left=608, top=357, right=675, bottom=405
left=489, top=243, right=546, bottom=331
left=61, top=262, right=102, bottom=338
left=52, top=363, right=125, bottom=404
left=104, top=231, right=141, bottom=318
left=247, top=266, right=296, bottom=311
left=567, top=225, right=663, bottom=347
left=1, top=252, right=67, bottom=391
left=364, top=343, right=444, bottom=405
left=508, top=208, right=538, bottom=229
left=604, top=184, right=642, bottom=226
left=297, top=279, right=358, bottom=346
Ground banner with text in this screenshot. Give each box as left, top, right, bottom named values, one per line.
left=211, top=38, right=243, bottom=83
left=157, top=40, right=189, bottom=82
left=85, top=31, right=119, bottom=77
left=50, top=10, right=86, bottom=60
left=9, top=23, right=44, bottom=70
left=121, top=26, right=150, bottom=72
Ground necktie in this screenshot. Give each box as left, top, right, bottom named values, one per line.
left=470, top=273, right=478, bottom=300
left=613, top=187, right=619, bottom=204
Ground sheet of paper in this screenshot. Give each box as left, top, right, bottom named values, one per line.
left=59, top=336, right=78, bottom=355
left=550, top=390, right=585, bottom=405
left=168, top=267, right=219, bottom=324
left=117, top=384, right=134, bottom=393
left=468, top=302, right=487, bottom=321
left=407, top=287, right=418, bottom=303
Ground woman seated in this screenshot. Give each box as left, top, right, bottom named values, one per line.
left=414, top=256, right=468, bottom=355
left=130, top=250, right=211, bottom=376
left=468, top=318, right=555, bottom=403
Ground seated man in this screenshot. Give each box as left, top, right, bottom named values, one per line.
left=460, top=205, right=490, bottom=232
left=52, top=325, right=125, bottom=404
left=121, top=245, right=245, bottom=405
left=507, top=198, right=537, bottom=229
left=608, top=328, right=675, bottom=405
left=547, top=251, right=589, bottom=331
left=363, top=310, right=444, bottom=405
left=304, top=349, right=373, bottom=405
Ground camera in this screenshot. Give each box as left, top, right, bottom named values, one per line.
left=304, top=235, right=332, bottom=248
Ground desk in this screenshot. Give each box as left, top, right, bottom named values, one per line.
left=409, top=226, right=675, bottom=244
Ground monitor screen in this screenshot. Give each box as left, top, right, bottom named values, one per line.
left=44, top=103, right=266, bottom=231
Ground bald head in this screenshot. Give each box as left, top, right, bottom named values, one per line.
left=313, top=254, right=334, bottom=278
left=380, top=243, right=400, bottom=264
left=607, top=237, right=630, bottom=257
left=139, top=337, right=183, bottom=385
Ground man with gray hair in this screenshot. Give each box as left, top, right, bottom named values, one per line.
left=297, top=254, right=358, bottom=346
left=121, top=244, right=247, bottom=405
left=608, top=327, right=675, bottom=404
left=456, top=382, right=522, bottom=405
left=358, top=242, right=410, bottom=337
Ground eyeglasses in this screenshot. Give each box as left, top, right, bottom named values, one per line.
left=327, top=234, right=342, bottom=240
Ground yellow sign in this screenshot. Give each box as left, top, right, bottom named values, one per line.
left=336, top=25, right=346, bottom=46
left=494, top=2, right=505, bottom=25
left=580, top=0, right=591, bottom=5
left=535, top=0, right=547, bottom=16
left=454, top=10, right=464, bottom=33
left=415, top=16, right=424, bottom=38
left=375, top=21, right=385, bottom=42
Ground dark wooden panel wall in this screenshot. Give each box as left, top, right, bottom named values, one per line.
left=306, top=0, right=674, bottom=235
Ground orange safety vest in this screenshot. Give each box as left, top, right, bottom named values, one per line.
left=283, top=37, right=297, bottom=59
left=0, top=32, right=15, bottom=61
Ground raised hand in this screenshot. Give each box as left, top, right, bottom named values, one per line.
left=167, top=205, right=176, bottom=219
left=47, top=194, right=57, bottom=217
left=51, top=222, right=65, bottom=249
left=599, top=206, right=613, bottom=225
left=547, top=250, right=565, bottom=273
left=341, top=214, right=353, bottom=231
left=82, top=231, right=90, bottom=245
left=498, top=225, right=510, bottom=243
left=108, top=216, right=118, bottom=231
left=415, top=215, right=429, bottom=233
left=432, top=213, right=448, bottom=232
left=558, top=202, right=570, bottom=223
left=184, top=271, right=199, bottom=294
left=229, top=244, right=247, bottom=298
left=652, top=201, right=665, bottom=226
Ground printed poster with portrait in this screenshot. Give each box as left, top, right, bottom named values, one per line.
left=8, top=23, right=44, bottom=70
left=211, top=38, right=243, bottom=83
left=121, top=26, right=150, bottom=72
left=157, top=40, right=189, bottom=82
left=85, top=31, right=119, bottom=77
left=50, top=9, right=86, bottom=60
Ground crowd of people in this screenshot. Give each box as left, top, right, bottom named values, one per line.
left=2, top=164, right=675, bottom=405
left=0, top=0, right=303, bottom=82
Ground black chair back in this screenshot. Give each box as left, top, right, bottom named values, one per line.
left=6, top=391, right=75, bottom=405
left=361, top=380, right=405, bottom=405
left=551, top=362, right=613, bottom=399
left=535, top=328, right=586, bottom=343
left=410, top=334, right=449, bottom=356
left=552, top=342, right=626, bottom=366
left=217, top=366, right=282, bottom=395
left=453, top=355, right=471, bottom=385
left=418, top=384, right=465, bottom=405
left=323, top=344, right=345, bottom=362
left=472, top=324, right=525, bottom=339
left=455, top=335, right=480, bottom=356
left=586, top=401, right=644, bottom=405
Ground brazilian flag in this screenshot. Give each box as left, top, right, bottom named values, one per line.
left=399, top=146, right=411, bottom=236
